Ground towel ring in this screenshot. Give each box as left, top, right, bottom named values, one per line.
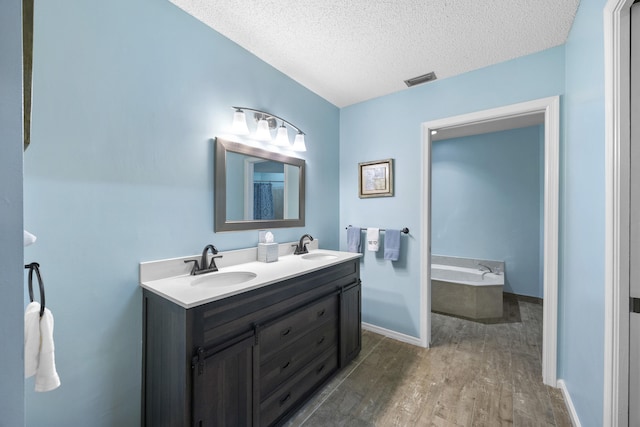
left=25, top=262, right=45, bottom=318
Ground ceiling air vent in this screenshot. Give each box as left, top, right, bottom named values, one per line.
left=404, top=71, right=437, bottom=87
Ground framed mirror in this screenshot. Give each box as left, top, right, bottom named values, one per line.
left=215, top=137, right=305, bottom=232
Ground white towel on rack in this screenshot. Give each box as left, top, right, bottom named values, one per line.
left=24, top=302, right=61, bottom=392
left=367, top=228, right=380, bottom=252
left=24, top=302, right=41, bottom=378
left=35, top=306, right=60, bottom=392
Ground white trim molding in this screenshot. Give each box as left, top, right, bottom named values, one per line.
left=604, top=0, right=634, bottom=425
left=361, top=322, right=423, bottom=347
left=421, top=96, right=560, bottom=386
left=558, top=379, right=583, bottom=427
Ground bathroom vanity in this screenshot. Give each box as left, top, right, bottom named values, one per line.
left=140, top=248, right=361, bottom=427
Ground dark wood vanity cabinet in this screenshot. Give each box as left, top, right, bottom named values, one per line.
left=142, top=259, right=361, bottom=427
left=340, top=281, right=362, bottom=365
left=191, top=330, right=258, bottom=426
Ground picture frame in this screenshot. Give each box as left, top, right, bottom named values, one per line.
left=358, top=158, right=394, bottom=198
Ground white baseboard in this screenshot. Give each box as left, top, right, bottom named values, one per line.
left=557, top=379, right=581, bottom=427
left=361, top=322, right=424, bottom=347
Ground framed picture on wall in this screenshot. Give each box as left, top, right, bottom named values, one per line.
left=358, top=158, right=394, bottom=198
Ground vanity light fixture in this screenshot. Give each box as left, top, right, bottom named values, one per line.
left=254, top=117, right=272, bottom=141
left=230, top=106, right=307, bottom=151
left=274, top=122, right=290, bottom=146
left=292, top=132, right=307, bottom=152
left=231, top=108, right=250, bottom=135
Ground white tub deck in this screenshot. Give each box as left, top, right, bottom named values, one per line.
left=431, top=257, right=505, bottom=320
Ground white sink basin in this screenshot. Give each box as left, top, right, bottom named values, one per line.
left=301, top=253, right=339, bottom=261
left=190, top=271, right=257, bottom=287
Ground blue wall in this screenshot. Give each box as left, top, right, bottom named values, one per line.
left=340, top=46, right=565, bottom=337
left=338, top=0, right=609, bottom=423
left=22, top=0, right=339, bottom=425
left=0, top=0, right=25, bottom=424
left=432, top=125, right=544, bottom=298
left=559, top=0, right=607, bottom=425
left=7, top=0, right=611, bottom=425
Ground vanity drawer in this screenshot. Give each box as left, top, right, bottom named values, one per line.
left=260, top=318, right=337, bottom=398
left=260, top=294, right=338, bottom=360
left=259, top=347, right=338, bottom=427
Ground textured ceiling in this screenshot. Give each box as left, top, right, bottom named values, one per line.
left=169, top=0, right=579, bottom=107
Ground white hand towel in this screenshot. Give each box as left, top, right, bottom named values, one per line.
left=24, top=302, right=41, bottom=378
left=367, top=228, right=380, bottom=252
left=24, top=302, right=61, bottom=392
left=35, top=307, right=60, bottom=392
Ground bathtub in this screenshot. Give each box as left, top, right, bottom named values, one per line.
left=431, top=264, right=503, bottom=286
left=431, top=257, right=505, bottom=320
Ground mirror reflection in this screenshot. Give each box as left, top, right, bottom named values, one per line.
left=225, top=153, right=300, bottom=221
left=215, top=138, right=305, bottom=232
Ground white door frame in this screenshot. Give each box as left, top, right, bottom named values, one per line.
left=421, top=96, right=560, bottom=386
left=604, top=0, right=634, bottom=425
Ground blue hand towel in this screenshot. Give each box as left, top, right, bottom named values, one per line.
left=347, top=227, right=361, bottom=253
left=384, top=229, right=401, bottom=261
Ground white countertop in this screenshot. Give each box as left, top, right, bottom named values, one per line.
left=140, top=248, right=362, bottom=309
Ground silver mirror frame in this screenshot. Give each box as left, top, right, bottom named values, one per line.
left=215, top=137, right=305, bottom=232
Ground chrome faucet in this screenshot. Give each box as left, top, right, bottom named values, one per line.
left=476, top=263, right=494, bottom=273
left=293, top=234, right=314, bottom=255
left=184, top=244, right=223, bottom=275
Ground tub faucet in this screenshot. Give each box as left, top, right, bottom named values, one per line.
left=476, top=263, right=493, bottom=273
left=293, top=234, right=314, bottom=255
left=184, top=244, right=223, bottom=275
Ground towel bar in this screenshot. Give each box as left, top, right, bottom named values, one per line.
left=346, top=226, right=409, bottom=234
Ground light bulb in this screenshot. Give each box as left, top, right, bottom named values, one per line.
left=274, top=123, right=290, bottom=146
left=292, top=133, right=306, bottom=152
left=231, top=109, right=249, bottom=135
left=255, top=118, right=272, bottom=141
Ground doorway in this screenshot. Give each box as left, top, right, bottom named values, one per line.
left=420, top=96, right=560, bottom=386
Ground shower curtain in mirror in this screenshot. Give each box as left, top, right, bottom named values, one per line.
left=253, top=183, right=274, bottom=220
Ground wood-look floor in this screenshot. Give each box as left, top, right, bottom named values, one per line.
left=285, top=299, right=571, bottom=426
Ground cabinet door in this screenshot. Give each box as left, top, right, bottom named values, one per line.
left=192, top=333, right=257, bottom=427
left=340, top=281, right=362, bottom=366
